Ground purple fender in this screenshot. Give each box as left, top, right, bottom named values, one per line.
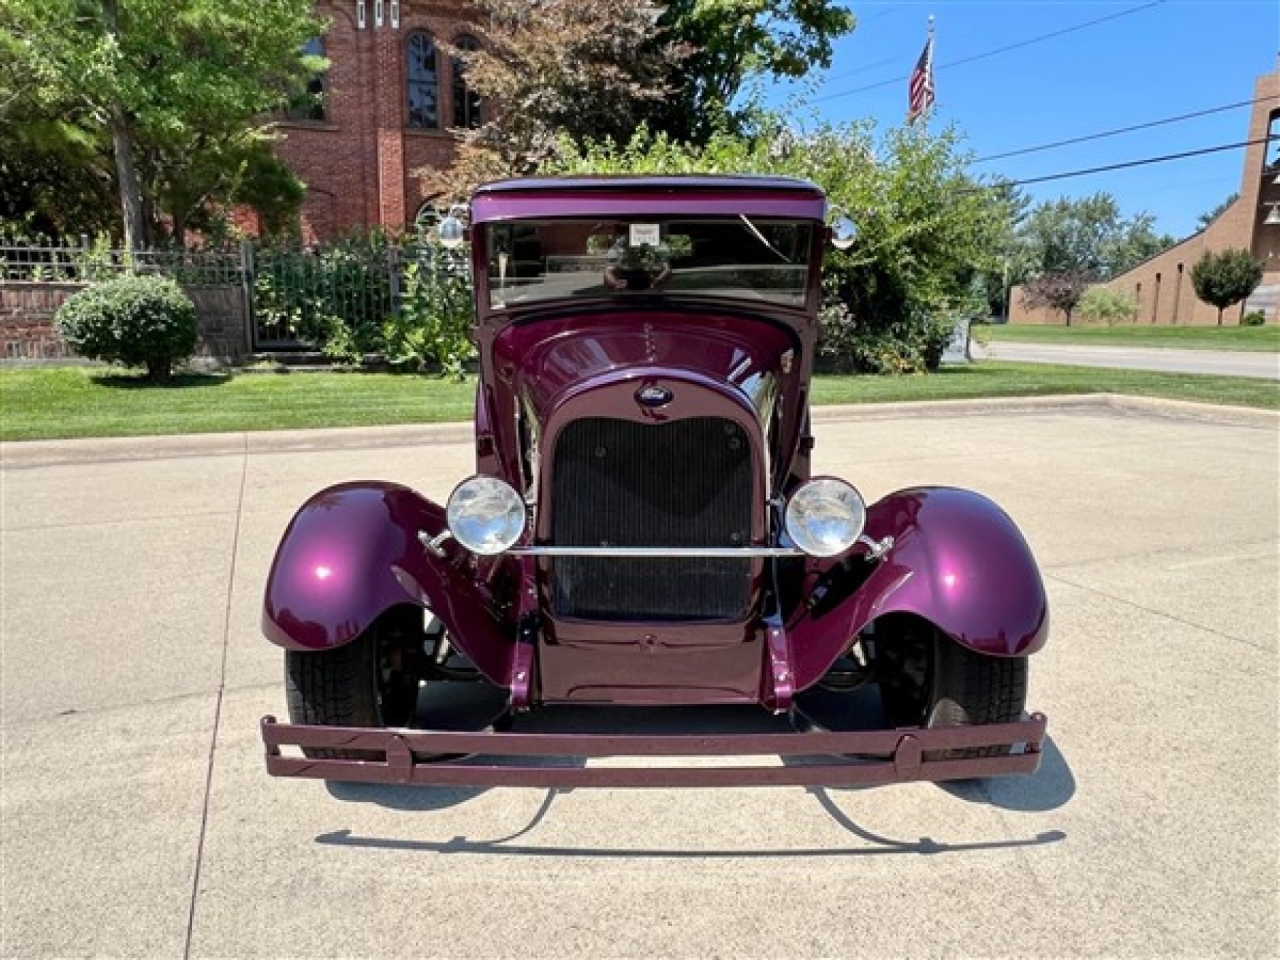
left=790, top=486, right=1049, bottom=692
left=261, top=482, right=515, bottom=686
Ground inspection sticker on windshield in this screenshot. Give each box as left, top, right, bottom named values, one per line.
left=629, top=223, right=660, bottom=247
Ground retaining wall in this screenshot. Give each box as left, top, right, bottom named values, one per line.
left=0, top=282, right=248, bottom=363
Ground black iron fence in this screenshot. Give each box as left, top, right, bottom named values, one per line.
left=0, top=238, right=246, bottom=286
left=0, top=238, right=456, bottom=354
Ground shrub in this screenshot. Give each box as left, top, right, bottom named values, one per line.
left=384, top=249, right=475, bottom=380
left=252, top=235, right=393, bottom=360
left=1241, top=310, right=1266, bottom=327
left=55, top=275, right=198, bottom=381
left=1077, top=287, right=1138, bottom=326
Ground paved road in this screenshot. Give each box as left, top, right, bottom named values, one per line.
left=976, top=340, right=1280, bottom=379
left=2, top=396, right=1277, bottom=958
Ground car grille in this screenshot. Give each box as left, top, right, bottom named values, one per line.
left=550, top=416, right=754, bottom=621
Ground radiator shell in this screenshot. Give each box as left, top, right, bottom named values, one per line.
left=549, top=416, right=754, bottom=621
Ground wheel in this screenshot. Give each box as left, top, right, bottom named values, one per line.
left=285, top=606, right=423, bottom=760
left=874, top=616, right=1027, bottom=760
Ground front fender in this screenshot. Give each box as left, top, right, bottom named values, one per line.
left=261, top=482, right=515, bottom=686
left=790, top=487, right=1049, bottom=691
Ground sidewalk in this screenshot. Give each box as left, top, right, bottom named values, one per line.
left=976, top=340, right=1280, bottom=379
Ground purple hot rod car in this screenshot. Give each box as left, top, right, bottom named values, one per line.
left=261, top=176, right=1048, bottom=788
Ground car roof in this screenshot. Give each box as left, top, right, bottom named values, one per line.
left=471, top=175, right=827, bottom=224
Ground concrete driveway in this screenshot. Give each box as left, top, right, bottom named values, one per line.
left=2, top=396, right=1276, bottom=959
left=975, top=340, right=1280, bottom=379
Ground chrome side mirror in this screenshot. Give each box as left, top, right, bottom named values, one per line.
left=831, top=215, right=857, bottom=251
left=437, top=204, right=468, bottom=248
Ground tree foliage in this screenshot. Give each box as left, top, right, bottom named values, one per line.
left=1196, top=192, right=1239, bottom=231
left=650, top=1, right=857, bottom=142
left=1190, top=248, right=1263, bottom=326
left=1020, top=270, right=1092, bottom=326
left=426, top=0, right=688, bottom=200
left=2, top=0, right=323, bottom=248
left=549, top=118, right=1010, bottom=372
left=1018, top=192, right=1176, bottom=281
left=0, top=5, right=117, bottom=239
left=1076, top=286, right=1138, bottom=326
left=429, top=0, right=857, bottom=201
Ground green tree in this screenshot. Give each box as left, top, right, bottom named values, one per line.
left=1196, top=192, right=1239, bottom=231
left=973, top=179, right=1032, bottom=320
left=0, top=5, right=117, bottom=239
left=1190, top=248, right=1264, bottom=326
left=3, top=0, right=323, bottom=249
left=549, top=116, right=1011, bottom=372
left=1018, top=192, right=1176, bottom=281
left=650, top=1, right=857, bottom=142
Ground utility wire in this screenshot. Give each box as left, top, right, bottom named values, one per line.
left=963, top=135, right=1276, bottom=193
left=973, top=94, right=1280, bottom=163
left=812, top=0, right=1167, bottom=105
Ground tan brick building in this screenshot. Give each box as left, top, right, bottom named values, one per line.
left=1011, top=68, right=1280, bottom=325
left=267, top=0, right=476, bottom=241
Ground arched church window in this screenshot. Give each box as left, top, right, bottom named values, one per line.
left=407, top=32, right=440, bottom=129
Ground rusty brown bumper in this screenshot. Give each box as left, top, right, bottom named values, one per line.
left=261, top=713, right=1047, bottom=788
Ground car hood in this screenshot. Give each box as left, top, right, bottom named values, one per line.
left=491, top=311, right=798, bottom=423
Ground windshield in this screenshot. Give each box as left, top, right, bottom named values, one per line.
left=483, top=217, right=814, bottom=309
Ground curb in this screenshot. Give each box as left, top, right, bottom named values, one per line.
left=3, top=394, right=1274, bottom=469
left=811, top=393, right=1280, bottom=428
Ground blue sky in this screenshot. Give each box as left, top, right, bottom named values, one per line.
left=763, top=1, right=1279, bottom=238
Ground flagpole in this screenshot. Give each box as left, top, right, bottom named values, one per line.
left=927, top=13, right=935, bottom=122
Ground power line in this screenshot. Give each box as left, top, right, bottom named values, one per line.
left=812, top=0, right=1167, bottom=105
left=964, top=135, right=1276, bottom=193
left=973, top=94, right=1280, bottom=164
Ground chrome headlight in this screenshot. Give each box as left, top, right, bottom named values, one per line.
left=445, top=476, right=526, bottom=555
left=785, top=478, right=867, bottom=558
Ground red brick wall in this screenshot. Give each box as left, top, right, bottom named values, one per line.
left=0, top=283, right=80, bottom=359
left=273, top=0, right=474, bottom=240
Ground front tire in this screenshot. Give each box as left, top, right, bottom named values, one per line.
left=875, top=616, right=1027, bottom=760
left=285, top=607, right=422, bottom=760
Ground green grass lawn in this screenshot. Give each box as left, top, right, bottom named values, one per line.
left=975, top=322, right=1279, bottom=352
left=1, top=362, right=1274, bottom=443
left=0, top=368, right=477, bottom=442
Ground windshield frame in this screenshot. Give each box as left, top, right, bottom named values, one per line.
left=477, top=216, right=821, bottom=314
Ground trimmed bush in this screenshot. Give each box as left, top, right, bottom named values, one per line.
left=1190, top=248, right=1264, bottom=326
left=55, top=275, right=199, bottom=381
left=1241, top=310, right=1266, bottom=327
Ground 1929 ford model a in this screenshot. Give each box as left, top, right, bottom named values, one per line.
left=261, top=176, right=1049, bottom=788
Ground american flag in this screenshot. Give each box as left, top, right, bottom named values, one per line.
left=907, top=31, right=935, bottom=124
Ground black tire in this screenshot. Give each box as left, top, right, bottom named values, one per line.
left=875, top=616, right=1027, bottom=761
left=285, top=607, right=422, bottom=760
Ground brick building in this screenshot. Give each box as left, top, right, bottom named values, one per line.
left=269, top=0, right=477, bottom=241
left=1011, top=67, right=1280, bottom=325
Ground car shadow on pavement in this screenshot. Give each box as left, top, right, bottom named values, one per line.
left=800, top=787, right=1066, bottom=856
left=936, top=736, right=1075, bottom=812
left=313, top=802, right=1065, bottom=859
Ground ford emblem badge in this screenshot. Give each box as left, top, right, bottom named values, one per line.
left=636, top=385, right=673, bottom=408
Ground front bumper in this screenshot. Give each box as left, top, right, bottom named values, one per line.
left=261, top=713, right=1047, bottom=788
